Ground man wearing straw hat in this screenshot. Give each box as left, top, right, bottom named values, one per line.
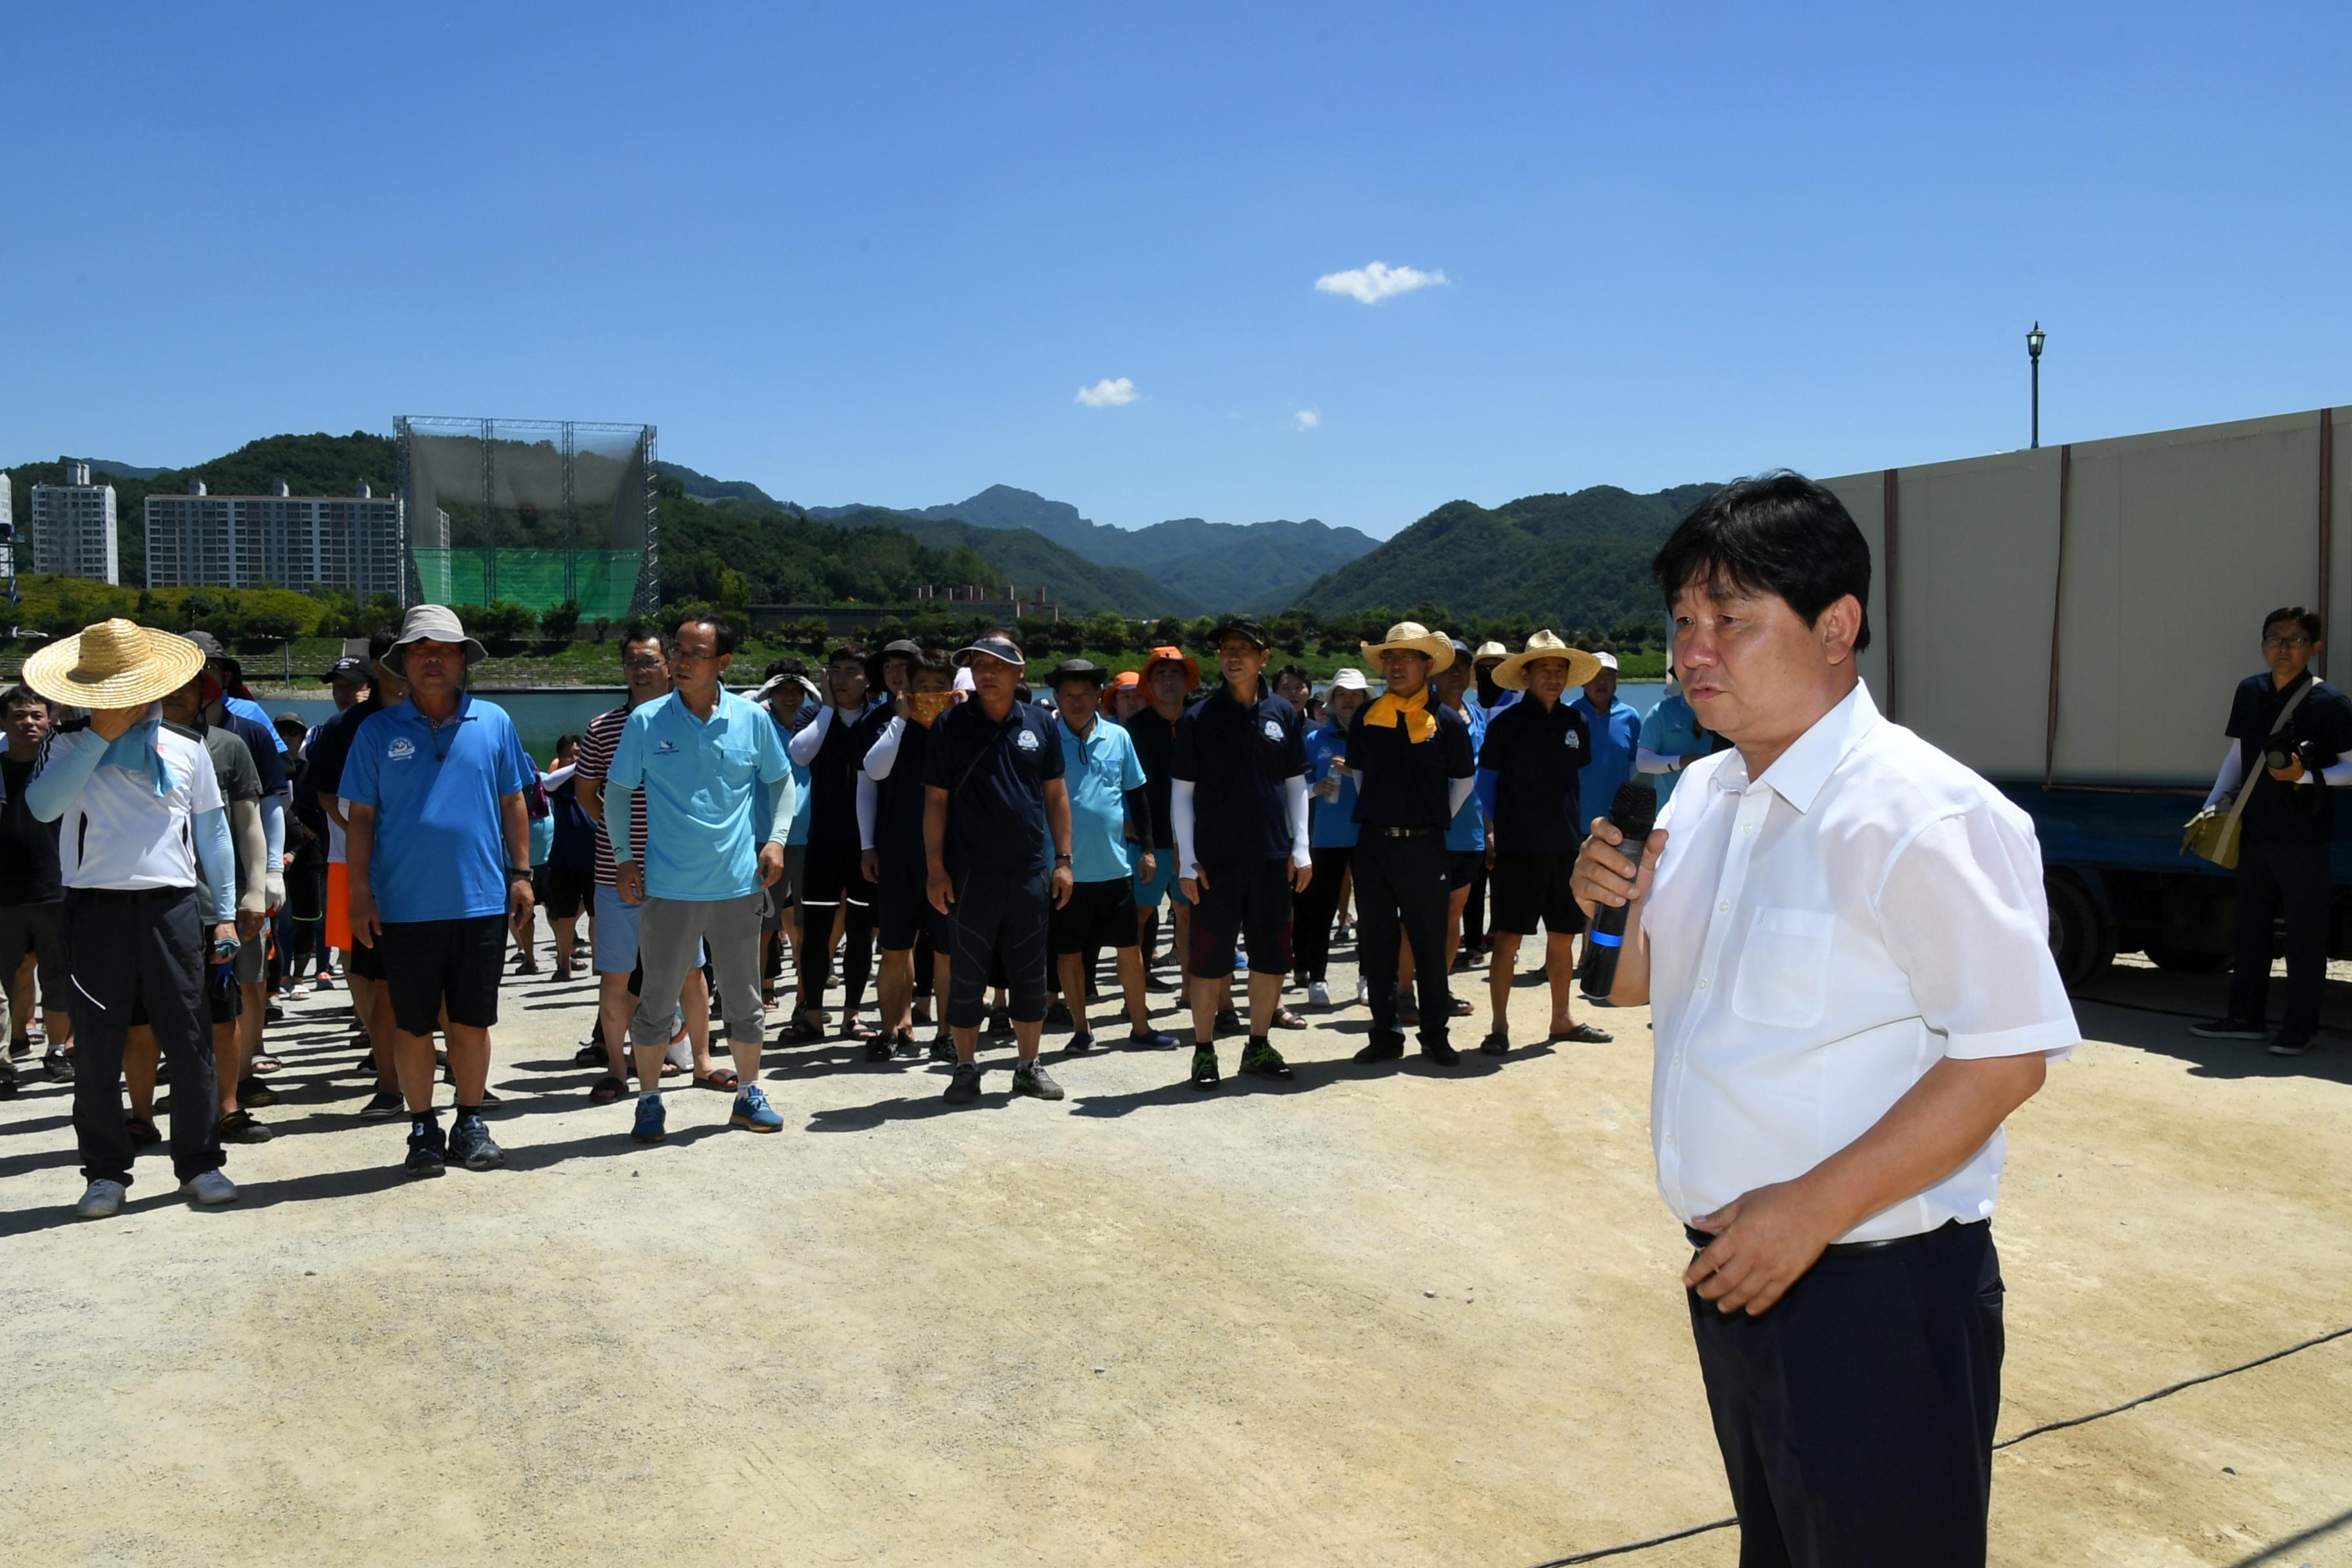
left=1475, top=631, right=1609, bottom=1054
left=22, top=619, right=242, bottom=1217
left=1346, top=620, right=1477, bottom=1066
left=340, top=606, right=536, bottom=1178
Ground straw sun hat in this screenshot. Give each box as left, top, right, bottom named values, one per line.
left=1359, top=621, right=1456, bottom=672
left=1489, top=630, right=1604, bottom=691
left=22, top=619, right=205, bottom=711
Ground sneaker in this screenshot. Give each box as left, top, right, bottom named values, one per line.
left=1307, top=981, right=1331, bottom=1008
left=238, top=1076, right=278, bottom=1108
left=1126, top=1028, right=1179, bottom=1050
left=219, top=1110, right=273, bottom=1144
left=1334, top=919, right=1353, bottom=944
left=43, top=1048, right=74, bottom=1083
left=928, top=1032, right=956, bottom=1064
left=2268, top=1029, right=2317, bottom=1058
left=1190, top=1046, right=1221, bottom=1090
left=1066, top=1031, right=1097, bottom=1055
left=943, top=1061, right=983, bottom=1104
left=631, top=1095, right=667, bottom=1144
left=1354, top=977, right=1371, bottom=1004
left=1215, top=1008, right=1241, bottom=1035
left=2189, top=1017, right=2268, bottom=1040
left=75, top=1179, right=126, bottom=1218
left=730, top=1084, right=785, bottom=1132
left=449, top=1116, right=505, bottom=1170
left=863, top=1036, right=894, bottom=1064
left=1045, top=999, right=1073, bottom=1028
left=1480, top=1030, right=1511, bottom=1057
left=181, top=1169, right=239, bottom=1206
left=358, top=1089, right=406, bottom=1120
left=1239, top=1040, right=1293, bottom=1081
left=986, top=1008, right=1013, bottom=1039
left=1012, top=1061, right=1064, bottom=1101
left=351, top=1054, right=378, bottom=1077
left=404, top=1122, right=447, bottom=1177
left=312, top=973, right=337, bottom=992
left=1422, top=1038, right=1461, bottom=1066
left=1353, top=1035, right=1405, bottom=1064
left=124, top=1114, right=161, bottom=1150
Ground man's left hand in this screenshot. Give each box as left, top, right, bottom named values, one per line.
left=1137, top=850, right=1156, bottom=882
left=1289, top=857, right=1313, bottom=894
left=1050, top=865, right=1074, bottom=908
left=509, top=876, right=536, bottom=934
left=1683, top=1179, right=1844, bottom=1317
left=760, top=842, right=786, bottom=888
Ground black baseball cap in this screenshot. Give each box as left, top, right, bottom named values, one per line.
left=321, top=656, right=371, bottom=685
left=1206, top=617, right=1271, bottom=651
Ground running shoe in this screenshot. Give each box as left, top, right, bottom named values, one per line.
left=358, top=1090, right=406, bottom=1120
left=1307, top=981, right=1331, bottom=1008
left=631, top=1094, right=667, bottom=1144
left=928, top=1032, right=956, bottom=1064
left=1190, top=1046, right=1221, bottom=1090
left=74, top=1179, right=126, bottom=1219
left=2268, top=1028, right=2317, bottom=1058
left=730, top=1084, right=784, bottom=1132
left=449, top=1116, right=505, bottom=1170
left=1214, top=1008, right=1241, bottom=1035
left=1239, top=1041, right=1293, bottom=1081
left=1012, top=1061, right=1064, bottom=1101
left=1065, top=1032, right=1097, bottom=1055
left=43, top=1048, right=73, bottom=1083
left=1126, top=1028, right=1179, bottom=1050
left=182, top=1170, right=239, bottom=1206
left=404, top=1121, right=447, bottom=1178
left=943, top=1061, right=983, bottom=1104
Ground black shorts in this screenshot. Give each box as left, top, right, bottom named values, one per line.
left=206, top=958, right=242, bottom=1025
left=1051, top=877, right=1139, bottom=957
left=540, top=865, right=591, bottom=922
left=1446, top=850, right=1482, bottom=891
left=0, top=900, right=66, bottom=1006
left=799, top=839, right=873, bottom=914
left=377, top=915, right=507, bottom=1036
left=1490, top=852, right=1587, bottom=937
left=347, top=933, right=387, bottom=983
left=876, top=845, right=945, bottom=952
left=1187, top=858, right=1294, bottom=978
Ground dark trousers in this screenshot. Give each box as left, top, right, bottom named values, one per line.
left=64, top=886, right=220, bottom=1189
left=1689, top=1220, right=2004, bottom=1568
left=1354, top=832, right=1453, bottom=1049
left=1290, top=846, right=1353, bottom=983
left=1462, top=859, right=1489, bottom=952
left=798, top=841, right=876, bottom=1014
left=2227, top=837, right=2333, bottom=1035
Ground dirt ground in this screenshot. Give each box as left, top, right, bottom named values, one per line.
left=0, top=933, right=2346, bottom=1567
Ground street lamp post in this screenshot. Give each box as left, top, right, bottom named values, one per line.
left=2026, top=322, right=2047, bottom=449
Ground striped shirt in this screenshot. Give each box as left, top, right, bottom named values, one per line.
left=574, top=704, right=646, bottom=887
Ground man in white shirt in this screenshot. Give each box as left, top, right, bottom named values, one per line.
left=1573, top=473, right=2076, bottom=1567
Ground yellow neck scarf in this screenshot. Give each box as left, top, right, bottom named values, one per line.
left=1363, top=685, right=1436, bottom=743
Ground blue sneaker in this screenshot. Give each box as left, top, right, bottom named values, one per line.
left=631, top=1093, right=666, bottom=1144
left=1127, top=1028, right=1179, bottom=1050
left=1066, top=1031, right=1098, bottom=1055
left=730, top=1084, right=783, bottom=1133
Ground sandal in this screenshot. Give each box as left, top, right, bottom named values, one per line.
left=846, top=1017, right=881, bottom=1042
left=588, top=1074, right=626, bottom=1104
left=1269, top=1008, right=1307, bottom=1030
left=1451, top=997, right=1475, bottom=1017
left=250, top=1054, right=283, bottom=1075
left=573, top=1041, right=605, bottom=1067
left=1551, top=1022, right=1613, bottom=1044
left=694, top=1068, right=740, bottom=1092
left=779, top=1015, right=827, bottom=1044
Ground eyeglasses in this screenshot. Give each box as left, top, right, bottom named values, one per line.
left=2264, top=636, right=2316, bottom=650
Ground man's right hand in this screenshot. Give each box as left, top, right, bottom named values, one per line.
left=1179, top=865, right=1207, bottom=904
left=615, top=862, right=644, bottom=905
left=349, top=887, right=382, bottom=948
left=89, top=705, right=140, bottom=741
left=1570, top=818, right=1667, bottom=916
left=861, top=848, right=880, bottom=883
left=926, top=865, right=955, bottom=915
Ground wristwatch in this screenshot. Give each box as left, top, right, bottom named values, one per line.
left=1054, top=853, right=1073, bottom=867
left=505, top=865, right=533, bottom=881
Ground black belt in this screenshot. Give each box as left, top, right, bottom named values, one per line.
left=1685, top=1217, right=1983, bottom=1257
left=66, top=885, right=196, bottom=905
left=1368, top=825, right=1442, bottom=838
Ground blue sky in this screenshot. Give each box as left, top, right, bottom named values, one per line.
left=6, top=2, right=2346, bottom=538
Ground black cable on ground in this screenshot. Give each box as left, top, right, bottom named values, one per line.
left=1525, top=1322, right=2352, bottom=1568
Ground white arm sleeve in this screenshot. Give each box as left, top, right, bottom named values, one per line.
left=864, top=716, right=905, bottom=781
left=1447, top=775, right=1476, bottom=819
left=1636, top=746, right=1674, bottom=775
left=1284, top=774, right=1311, bottom=867
left=1172, top=779, right=1199, bottom=878
left=259, top=791, right=288, bottom=908
left=787, top=705, right=832, bottom=766
left=856, top=772, right=878, bottom=852
left=2322, top=758, right=2352, bottom=787
left=2205, top=741, right=2243, bottom=809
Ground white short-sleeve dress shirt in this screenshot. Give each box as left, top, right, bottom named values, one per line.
left=1643, top=682, right=2077, bottom=1244
left=48, top=723, right=225, bottom=891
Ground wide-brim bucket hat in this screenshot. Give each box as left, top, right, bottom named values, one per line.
left=22, top=619, right=205, bottom=711
left=382, top=605, right=488, bottom=676
left=1360, top=621, right=1455, bottom=673
left=1490, top=630, right=1603, bottom=691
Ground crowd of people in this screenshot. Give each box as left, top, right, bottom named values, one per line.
left=1, top=600, right=1654, bottom=1211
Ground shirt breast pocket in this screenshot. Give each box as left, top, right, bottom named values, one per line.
left=1730, top=906, right=1836, bottom=1030
left=716, top=744, right=758, bottom=788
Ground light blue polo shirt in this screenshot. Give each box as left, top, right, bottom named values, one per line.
left=340, top=694, right=531, bottom=922
left=1304, top=725, right=1359, bottom=849
left=1640, top=691, right=1709, bottom=803
left=610, top=689, right=792, bottom=902
left=1573, top=693, right=1643, bottom=823
left=1057, top=712, right=1147, bottom=884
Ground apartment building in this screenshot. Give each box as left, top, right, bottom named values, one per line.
left=145, top=478, right=404, bottom=601
left=30, top=461, right=120, bottom=583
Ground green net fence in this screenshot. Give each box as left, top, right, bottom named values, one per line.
left=410, top=549, right=642, bottom=619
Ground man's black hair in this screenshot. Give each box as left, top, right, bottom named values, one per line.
left=912, top=647, right=956, bottom=680
left=367, top=624, right=401, bottom=662
left=764, top=655, right=810, bottom=680
left=1651, top=471, right=1873, bottom=654
left=1273, top=662, right=1314, bottom=693
left=620, top=624, right=671, bottom=661
left=554, top=732, right=583, bottom=753
left=1, top=685, right=51, bottom=716
left=671, top=612, right=739, bottom=657
left=986, top=625, right=1024, bottom=654
left=2263, top=605, right=2324, bottom=642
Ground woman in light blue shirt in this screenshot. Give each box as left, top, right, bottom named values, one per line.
left=1293, top=670, right=1369, bottom=1005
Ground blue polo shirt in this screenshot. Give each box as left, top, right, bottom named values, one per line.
left=1571, top=694, right=1643, bottom=826
left=1444, top=702, right=1487, bottom=852
left=1304, top=725, right=1359, bottom=849
left=340, top=694, right=530, bottom=922
left=610, top=689, right=792, bottom=901
left=1058, top=713, right=1146, bottom=884
left=922, top=698, right=1064, bottom=879
left=1639, top=691, right=1710, bottom=805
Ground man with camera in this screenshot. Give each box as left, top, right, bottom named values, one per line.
left=2190, top=605, right=2352, bottom=1058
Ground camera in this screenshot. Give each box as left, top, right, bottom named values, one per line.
left=2264, top=737, right=2340, bottom=776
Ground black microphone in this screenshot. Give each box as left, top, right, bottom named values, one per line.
left=1580, top=781, right=1659, bottom=1001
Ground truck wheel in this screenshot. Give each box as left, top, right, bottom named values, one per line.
left=2142, top=943, right=2228, bottom=974
left=2046, top=874, right=2115, bottom=990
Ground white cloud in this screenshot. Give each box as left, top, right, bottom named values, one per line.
left=1313, top=260, right=1449, bottom=305
left=1293, top=409, right=1322, bottom=431
left=1075, top=377, right=1139, bottom=407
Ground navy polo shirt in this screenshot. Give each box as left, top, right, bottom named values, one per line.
left=1476, top=694, right=1592, bottom=856
left=1171, top=685, right=1306, bottom=865
left=921, top=698, right=1064, bottom=878
left=1346, top=700, right=1475, bottom=830
left=340, top=694, right=531, bottom=921
left=1124, top=707, right=1182, bottom=848
left=874, top=716, right=936, bottom=859
left=2227, top=670, right=2352, bottom=845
